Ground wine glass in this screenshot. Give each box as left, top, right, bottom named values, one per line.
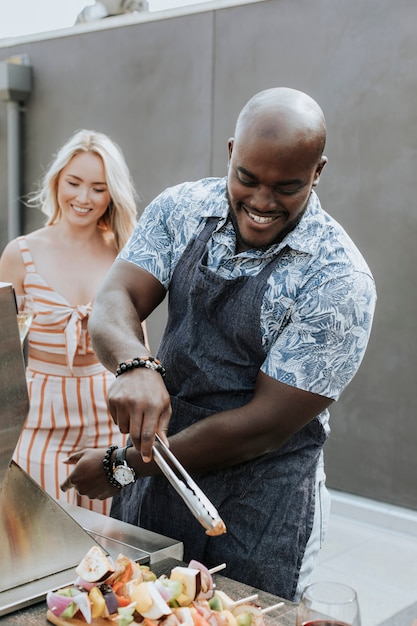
left=16, top=295, right=34, bottom=345
left=297, top=581, right=362, bottom=626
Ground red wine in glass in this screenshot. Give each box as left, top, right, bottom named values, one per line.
left=302, top=621, right=352, bottom=626
left=297, top=582, right=361, bottom=626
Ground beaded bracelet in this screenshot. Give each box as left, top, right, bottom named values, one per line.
left=115, top=356, right=166, bottom=378
left=102, top=445, right=121, bottom=488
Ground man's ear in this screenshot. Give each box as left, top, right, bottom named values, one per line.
left=227, top=138, right=234, bottom=165
left=312, top=155, right=328, bottom=186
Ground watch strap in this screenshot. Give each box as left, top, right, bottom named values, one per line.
left=112, top=445, right=136, bottom=484
left=114, top=446, right=128, bottom=467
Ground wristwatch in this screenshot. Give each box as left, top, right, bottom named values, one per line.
left=112, top=446, right=136, bottom=487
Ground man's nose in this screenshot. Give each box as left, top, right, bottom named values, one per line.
left=250, top=186, right=277, bottom=210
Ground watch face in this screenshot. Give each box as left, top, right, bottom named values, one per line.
left=113, top=465, right=135, bottom=486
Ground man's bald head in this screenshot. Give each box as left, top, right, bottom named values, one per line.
left=234, top=87, right=326, bottom=163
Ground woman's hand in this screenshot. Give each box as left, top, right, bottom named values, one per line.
left=61, top=448, right=119, bottom=500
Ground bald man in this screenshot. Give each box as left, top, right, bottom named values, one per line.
left=62, top=88, right=376, bottom=601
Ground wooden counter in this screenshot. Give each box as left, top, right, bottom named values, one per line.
left=0, top=557, right=298, bottom=626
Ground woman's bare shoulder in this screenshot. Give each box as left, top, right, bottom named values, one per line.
left=0, top=238, right=26, bottom=285
left=0, top=237, right=21, bottom=260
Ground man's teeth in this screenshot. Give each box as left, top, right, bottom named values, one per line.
left=74, top=206, right=90, bottom=214
left=248, top=212, right=275, bottom=224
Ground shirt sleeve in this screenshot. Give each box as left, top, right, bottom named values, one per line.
left=119, top=182, right=213, bottom=289
left=261, top=271, right=376, bottom=400
left=119, top=189, right=177, bottom=289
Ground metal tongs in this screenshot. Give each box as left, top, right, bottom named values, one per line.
left=152, top=434, right=226, bottom=536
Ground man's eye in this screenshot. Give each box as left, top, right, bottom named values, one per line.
left=279, top=188, right=298, bottom=196
left=238, top=176, right=256, bottom=186
left=276, top=185, right=303, bottom=196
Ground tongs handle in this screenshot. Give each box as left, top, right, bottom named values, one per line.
left=152, top=434, right=226, bottom=536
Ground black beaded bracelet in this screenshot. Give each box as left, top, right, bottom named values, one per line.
left=115, top=356, right=166, bottom=378
left=102, top=445, right=121, bottom=488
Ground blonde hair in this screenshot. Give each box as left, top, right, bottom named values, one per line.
left=28, top=129, right=139, bottom=250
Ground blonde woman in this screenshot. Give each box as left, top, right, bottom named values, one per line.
left=0, top=129, right=143, bottom=514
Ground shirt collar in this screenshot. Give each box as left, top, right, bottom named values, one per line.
left=280, top=191, right=324, bottom=256
left=200, top=177, right=230, bottom=221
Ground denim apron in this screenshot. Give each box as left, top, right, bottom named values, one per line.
left=111, top=218, right=327, bottom=600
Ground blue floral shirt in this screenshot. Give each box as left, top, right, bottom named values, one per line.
left=120, top=177, right=376, bottom=428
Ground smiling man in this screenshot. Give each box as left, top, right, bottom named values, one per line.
left=62, top=88, right=376, bottom=602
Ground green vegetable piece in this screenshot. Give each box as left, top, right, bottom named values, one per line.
left=161, top=578, right=183, bottom=603
left=140, top=566, right=157, bottom=582
left=57, top=588, right=75, bottom=598
left=60, top=602, right=79, bottom=619
left=117, top=604, right=136, bottom=626
left=209, top=595, right=223, bottom=612
left=236, top=613, right=252, bottom=626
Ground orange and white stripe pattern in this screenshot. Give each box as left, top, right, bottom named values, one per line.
left=18, top=238, right=96, bottom=371
left=13, top=238, right=126, bottom=515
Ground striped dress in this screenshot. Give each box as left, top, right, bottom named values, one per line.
left=13, top=237, right=126, bottom=515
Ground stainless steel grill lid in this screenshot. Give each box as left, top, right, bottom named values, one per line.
left=0, top=283, right=28, bottom=487
left=0, top=283, right=101, bottom=603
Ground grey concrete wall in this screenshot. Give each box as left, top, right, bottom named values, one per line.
left=0, top=0, right=415, bottom=509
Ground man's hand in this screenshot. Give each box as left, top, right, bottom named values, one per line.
left=61, top=448, right=119, bottom=500
left=107, top=368, right=172, bottom=461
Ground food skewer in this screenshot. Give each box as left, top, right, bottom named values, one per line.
left=262, top=601, right=285, bottom=613
left=208, top=565, right=265, bottom=610
left=233, top=594, right=259, bottom=606
left=208, top=563, right=226, bottom=574
left=207, top=563, right=284, bottom=613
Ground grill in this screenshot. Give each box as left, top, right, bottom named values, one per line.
left=0, top=282, right=182, bottom=617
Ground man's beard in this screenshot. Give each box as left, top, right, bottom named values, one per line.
left=226, top=187, right=310, bottom=251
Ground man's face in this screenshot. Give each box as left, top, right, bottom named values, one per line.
left=226, top=132, right=326, bottom=252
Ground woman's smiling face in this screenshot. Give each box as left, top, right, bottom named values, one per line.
left=226, top=109, right=327, bottom=253
left=57, top=151, right=111, bottom=225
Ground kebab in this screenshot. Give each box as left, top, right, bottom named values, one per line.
left=46, top=546, right=284, bottom=626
